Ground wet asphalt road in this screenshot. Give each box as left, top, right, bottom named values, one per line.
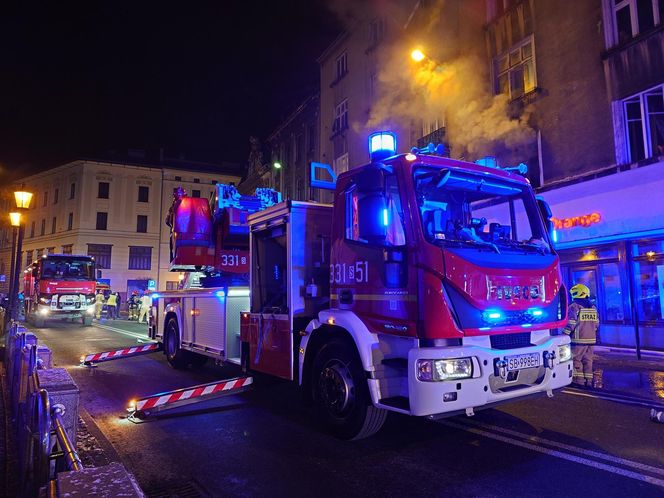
left=32, top=320, right=664, bottom=498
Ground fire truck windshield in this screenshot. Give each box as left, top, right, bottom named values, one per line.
left=413, top=166, right=551, bottom=254
left=41, top=258, right=95, bottom=280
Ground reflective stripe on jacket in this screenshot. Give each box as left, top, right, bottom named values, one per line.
left=564, top=301, right=599, bottom=344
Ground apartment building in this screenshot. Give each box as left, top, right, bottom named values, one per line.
left=0, top=157, right=240, bottom=297
left=314, top=0, right=664, bottom=349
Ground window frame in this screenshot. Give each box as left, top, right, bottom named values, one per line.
left=51, top=217, right=56, bottom=234
left=87, top=243, right=112, bottom=269
left=138, top=186, right=149, bottom=203
left=333, top=99, right=349, bottom=133
left=136, top=215, right=148, bottom=233
left=621, top=83, right=664, bottom=163
left=67, top=212, right=73, bottom=231
left=69, top=183, right=76, bottom=200
left=493, top=35, right=537, bottom=100
left=128, top=246, right=152, bottom=270
left=96, top=212, right=108, bottom=231
left=335, top=52, right=348, bottom=82
left=98, top=182, right=110, bottom=199
left=612, top=0, right=662, bottom=46
left=40, top=219, right=45, bottom=236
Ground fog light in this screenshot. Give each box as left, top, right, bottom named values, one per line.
left=417, top=358, right=473, bottom=381
left=558, top=344, right=572, bottom=363
left=38, top=308, right=49, bottom=316
left=443, top=392, right=457, bottom=402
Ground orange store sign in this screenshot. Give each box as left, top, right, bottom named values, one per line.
left=551, top=212, right=601, bottom=230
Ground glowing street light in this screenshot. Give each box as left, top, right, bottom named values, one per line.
left=411, top=49, right=426, bottom=63
left=14, top=191, right=33, bottom=209
left=273, top=162, right=282, bottom=169
left=9, top=212, right=21, bottom=227
left=7, top=187, right=33, bottom=322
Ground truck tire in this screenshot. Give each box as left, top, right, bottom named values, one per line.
left=311, top=339, right=387, bottom=440
left=164, top=317, right=188, bottom=369
left=82, top=316, right=93, bottom=327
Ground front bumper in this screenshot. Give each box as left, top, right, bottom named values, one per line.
left=37, top=304, right=95, bottom=319
left=407, top=335, right=572, bottom=417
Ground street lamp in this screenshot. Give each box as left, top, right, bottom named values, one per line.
left=273, top=162, right=284, bottom=195
left=8, top=189, right=33, bottom=322
left=411, top=49, right=426, bottom=62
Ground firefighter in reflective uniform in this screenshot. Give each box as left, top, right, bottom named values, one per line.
left=563, top=284, right=599, bottom=387
left=94, top=291, right=105, bottom=320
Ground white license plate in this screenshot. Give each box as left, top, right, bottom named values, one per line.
left=505, top=352, right=541, bottom=372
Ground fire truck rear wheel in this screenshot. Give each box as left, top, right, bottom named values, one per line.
left=311, top=339, right=387, bottom=440
left=165, top=318, right=188, bottom=369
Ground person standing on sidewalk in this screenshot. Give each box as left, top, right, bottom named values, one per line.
left=564, top=283, right=600, bottom=387
left=94, top=291, right=105, bottom=320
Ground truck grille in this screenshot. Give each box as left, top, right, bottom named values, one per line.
left=490, top=332, right=532, bottom=350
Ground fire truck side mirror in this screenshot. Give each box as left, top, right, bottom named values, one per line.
left=358, top=194, right=388, bottom=243
left=536, top=197, right=554, bottom=238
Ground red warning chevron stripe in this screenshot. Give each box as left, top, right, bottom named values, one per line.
left=135, top=376, right=253, bottom=412
left=83, top=343, right=160, bottom=364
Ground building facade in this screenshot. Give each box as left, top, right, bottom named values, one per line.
left=0, top=158, right=240, bottom=299
left=315, top=0, right=664, bottom=349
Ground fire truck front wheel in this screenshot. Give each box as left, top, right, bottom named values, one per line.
left=311, top=339, right=387, bottom=440
left=164, top=318, right=189, bottom=369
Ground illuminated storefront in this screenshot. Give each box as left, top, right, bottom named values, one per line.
left=540, top=160, right=664, bottom=352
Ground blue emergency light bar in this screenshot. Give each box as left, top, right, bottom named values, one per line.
left=369, top=131, right=397, bottom=161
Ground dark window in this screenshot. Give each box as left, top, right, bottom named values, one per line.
left=138, top=186, right=149, bottom=202
left=193, top=178, right=200, bottom=183
left=174, top=176, right=182, bottom=181
left=137, top=215, right=148, bottom=233
left=51, top=217, right=56, bottom=234
left=211, top=180, right=217, bottom=185
left=87, top=244, right=112, bottom=269
left=36, top=248, right=43, bottom=259
left=43, top=191, right=48, bottom=207
left=62, top=244, right=73, bottom=254
left=67, top=213, right=73, bottom=230
left=40, top=219, right=45, bottom=236
left=98, top=182, right=110, bottom=199
left=26, top=250, right=33, bottom=266
left=70, top=183, right=76, bottom=199
left=46, top=247, right=55, bottom=254
left=192, top=190, right=201, bottom=198
left=30, top=221, right=35, bottom=238
left=335, top=52, right=348, bottom=81
left=128, top=246, right=152, bottom=270
left=54, top=188, right=59, bottom=204
left=96, top=212, right=108, bottom=230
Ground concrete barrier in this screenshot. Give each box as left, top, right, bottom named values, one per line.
left=56, top=462, right=145, bottom=497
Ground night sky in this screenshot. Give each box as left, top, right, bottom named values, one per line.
left=0, top=1, right=341, bottom=180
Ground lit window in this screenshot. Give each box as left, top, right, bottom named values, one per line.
left=494, top=35, right=536, bottom=100
left=333, top=99, right=348, bottom=133
left=622, top=84, right=664, bottom=163
left=612, top=0, right=662, bottom=46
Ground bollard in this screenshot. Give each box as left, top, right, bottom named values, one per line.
left=36, top=368, right=79, bottom=446
left=36, top=345, right=52, bottom=370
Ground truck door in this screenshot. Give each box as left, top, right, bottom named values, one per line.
left=332, top=166, right=417, bottom=336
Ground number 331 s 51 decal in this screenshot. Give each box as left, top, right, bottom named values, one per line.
left=330, top=261, right=369, bottom=284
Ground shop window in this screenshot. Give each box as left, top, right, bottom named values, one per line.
left=560, top=245, right=620, bottom=263
left=633, top=259, right=664, bottom=322
left=599, top=262, right=627, bottom=321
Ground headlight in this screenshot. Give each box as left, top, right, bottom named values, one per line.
left=558, top=344, right=572, bottom=363
left=417, top=358, right=474, bottom=382
left=86, top=306, right=95, bottom=315
left=38, top=308, right=49, bottom=316
left=39, top=295, right=52, bottom=304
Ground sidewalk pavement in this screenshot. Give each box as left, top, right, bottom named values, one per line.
left=590, top=346, right=664, bottom=404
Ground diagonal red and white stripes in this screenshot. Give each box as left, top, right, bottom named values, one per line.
left=135, top=376, right=253, bottom=412
left=83, top=343, right=160, bottom=364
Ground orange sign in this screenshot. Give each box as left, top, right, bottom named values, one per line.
left=551, top=212, right=601, bottom=230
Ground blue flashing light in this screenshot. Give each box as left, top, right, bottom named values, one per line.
left=151, top=293, right=160, bottom=299
left=487, top=311, right=502, bottom=320
left=552, top=229, right=558, bottom=244
left=479, top=327, right=491, bottom=331
left=215, top=290, right=226, bottom=298
left=382, top=208, right=389, bottom=226
left=531, top=309, right=543, bottom=317
left=522, top=324, right=533, bottom=328
left=368, top=131, right=397, bottom=161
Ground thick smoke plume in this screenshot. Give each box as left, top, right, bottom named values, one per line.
left=327, top=0, right=536, bottom=162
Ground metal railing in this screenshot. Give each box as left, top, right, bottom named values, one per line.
left=4, top=321, right=83, bottom=496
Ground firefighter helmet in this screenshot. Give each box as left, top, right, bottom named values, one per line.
left=570, top=283, right=590, bottom=299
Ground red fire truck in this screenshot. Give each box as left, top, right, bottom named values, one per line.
left=24, top=254, right=97, bottom=328
left=150, top=132, right=572, bottom=439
